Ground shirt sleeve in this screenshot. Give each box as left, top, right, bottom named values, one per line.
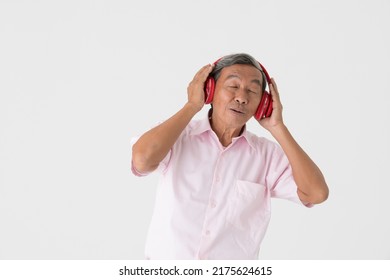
left=267, top=143, right=313, bottom=208
left=130, top=136, right=172, bottom=177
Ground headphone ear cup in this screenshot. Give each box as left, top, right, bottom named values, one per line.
left=204, top=77, right=215, bottom=104
left=254, top=91, right=272, bottom=120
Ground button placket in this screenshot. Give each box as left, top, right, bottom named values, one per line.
left=197, top=151, right=225, bottom=257
left=213, top=152, right=224, bottom=185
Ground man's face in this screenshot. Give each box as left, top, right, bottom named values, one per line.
left=212, top=64, right=263, bottom=129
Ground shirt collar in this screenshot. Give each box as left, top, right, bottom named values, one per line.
left=190, top=109, right=256, bottom=150
left=189, top=112, right=213, bottom=136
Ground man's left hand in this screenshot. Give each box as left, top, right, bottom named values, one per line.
left=258, top=78, right=285, bottom=132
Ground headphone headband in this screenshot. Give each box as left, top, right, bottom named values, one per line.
left=213, top=57, right=271, bottom=89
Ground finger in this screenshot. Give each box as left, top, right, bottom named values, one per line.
left=270, top=78, right=279, bottom=95
left=270, top=78, right=280, bottom=94
left=194, top=64, right=214, bottom=81
left=269, top=81, right=282, bottom=109
left=270, top=77, right=278, bottom=89
left=270, top=84, right=280, bottom=103
left=194, top=64, right=211, bottom=77
left=203, top=64, right=214, bottom=78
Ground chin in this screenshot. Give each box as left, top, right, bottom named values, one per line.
left=226, top=114, right=250, bottom=127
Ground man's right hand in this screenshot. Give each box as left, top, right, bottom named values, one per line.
left=187, top=64, right=214, bottom=112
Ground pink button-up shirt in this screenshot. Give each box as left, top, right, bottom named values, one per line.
left=132, top=115, right=311, bottom=260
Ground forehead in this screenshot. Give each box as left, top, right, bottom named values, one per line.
left=219, top=64, right=263, bottom=81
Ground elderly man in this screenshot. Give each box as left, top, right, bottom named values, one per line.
left=131, top=53, right=329, bottom=260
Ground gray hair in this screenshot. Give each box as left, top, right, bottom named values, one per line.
left=210, top=53, right=267, bottom=92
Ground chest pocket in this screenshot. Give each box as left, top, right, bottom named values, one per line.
left=226, top=180, right=271, bottom=243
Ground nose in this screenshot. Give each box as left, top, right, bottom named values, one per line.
left=234, top=89, right=248, bottom=105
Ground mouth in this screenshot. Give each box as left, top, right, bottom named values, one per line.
left=229, top=108, right=245, bottom=115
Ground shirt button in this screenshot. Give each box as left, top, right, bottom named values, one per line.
left=210, top=202, right=217, bottom=208
left=205, top=230, right=210, bottom=235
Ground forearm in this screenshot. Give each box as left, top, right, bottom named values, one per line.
left=132, top=103, right=199, bottom=173
left=270, top=124, right=329, bottom=204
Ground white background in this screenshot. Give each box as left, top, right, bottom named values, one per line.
left=1, top=0, right=389, bottom=259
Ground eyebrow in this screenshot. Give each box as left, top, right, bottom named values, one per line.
left=226, top=74, right=263, bottom=87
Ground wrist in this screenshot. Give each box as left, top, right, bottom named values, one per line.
left=269, top=123, right=288, bottom=139
left=185, top=102, right=203, bottom=114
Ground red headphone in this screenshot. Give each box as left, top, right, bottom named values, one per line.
left=204, top=58, right=273, bottom=120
